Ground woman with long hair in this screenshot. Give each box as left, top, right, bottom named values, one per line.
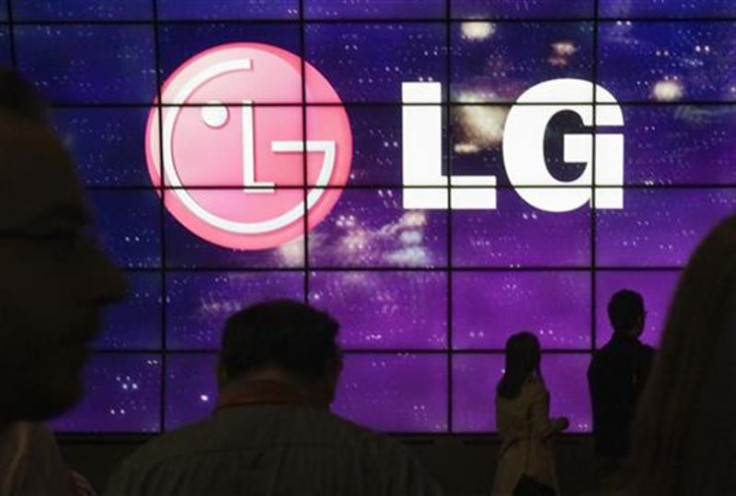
left=492, top=332, right=569, bottom=496
left=626, top=215, right=736, bottom=495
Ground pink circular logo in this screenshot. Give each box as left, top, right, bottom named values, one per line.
left=145, top=43, right=352, bottom=250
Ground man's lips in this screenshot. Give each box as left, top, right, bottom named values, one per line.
left=59, top=313, right=102, bottom=348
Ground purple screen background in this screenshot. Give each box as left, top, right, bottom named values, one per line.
left=8, top=0, right=733, bottom=433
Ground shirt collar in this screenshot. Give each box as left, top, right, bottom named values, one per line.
left=216, top=380, right=309, bottom=412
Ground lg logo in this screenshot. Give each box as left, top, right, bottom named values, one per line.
left=402, top=79, right=624, bottom=213
left=146, top=43, right=625, bottom=250
left=145, top=43, right=352, bottom=250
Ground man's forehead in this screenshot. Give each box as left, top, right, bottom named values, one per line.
left=0, top=115, right=88, bottom=229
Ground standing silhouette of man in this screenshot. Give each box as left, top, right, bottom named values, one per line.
left=588, top=290, right=655, bottom=488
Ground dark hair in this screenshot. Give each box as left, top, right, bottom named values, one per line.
left=0, top=69, right=47, bottom=123
left=627, top=216, right=736, bottom=495
left=219, top=299, right=341, bottom=381
left=497, top=332, right=542, bottom=400
left=608, top=289, right=644, bottom=334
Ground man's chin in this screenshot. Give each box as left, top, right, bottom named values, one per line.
left=15, top=372, right=86, bottom=422
left=48, top=383, right=85, bottom=418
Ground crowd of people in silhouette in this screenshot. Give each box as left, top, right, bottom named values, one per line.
left=1, top=69, right=735, bottom=496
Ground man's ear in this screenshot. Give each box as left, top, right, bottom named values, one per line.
left=318, top=357, right=343, bottom=408
left=324, top=355, right=343, bottom=379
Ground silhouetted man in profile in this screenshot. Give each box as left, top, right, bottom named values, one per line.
left=0, top=70, right=126, bottom=494
left=106, top=300, right=443, bottom=496
left=587, top=289, right=654, bottom=488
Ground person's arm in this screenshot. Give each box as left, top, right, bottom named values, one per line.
left=529, top=382, right=568, bottom=439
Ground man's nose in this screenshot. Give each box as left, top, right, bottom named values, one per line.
left=83, top=246, right=129, bottom=306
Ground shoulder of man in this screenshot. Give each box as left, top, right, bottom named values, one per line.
left=103, top=420, right=211, bottom=496
left=635, top=341, right=655, bottom=361
left=588, top=348, right=601, bottom=371
left=105, top=412, right=443, bottom=495
left=279, top=412, right=444, bottom=495
left=641, top=342, right=655, bottom=354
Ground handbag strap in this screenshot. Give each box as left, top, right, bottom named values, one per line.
left=523, top=391, right=533, bottom=474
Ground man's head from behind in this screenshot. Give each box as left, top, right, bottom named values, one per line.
left=218, top=300, right=342, bottom=408
left=0, top=70, right=126, bottom=422
left=608, top=289, right=646, bottom=338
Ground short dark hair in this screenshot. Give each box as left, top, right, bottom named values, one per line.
left=219, top=299, right=340, bottom=381
left=608, top=290, right=644, bottom=333
left=0, top=69, right=47, bottom=123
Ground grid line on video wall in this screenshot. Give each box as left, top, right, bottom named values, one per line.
left=591, top=0, right=600, bottom=361
left=4, top=0, right=735, bottom=434
left=444, top=0, right=454, bottom=434
left=151, top=0, right=167, bottom=435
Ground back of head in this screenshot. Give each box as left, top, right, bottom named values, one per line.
left=219, top=299, right=341, bottom=388
left=608, top=289, right=645, bottom=337
left=628, top=215, right=736, bottom=495
left=497, top=332, right=541, bottom=400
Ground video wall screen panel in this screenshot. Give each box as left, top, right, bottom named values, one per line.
left=6, top=0, right=732, bottom=434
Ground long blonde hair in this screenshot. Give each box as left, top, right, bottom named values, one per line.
left=627, top=215, right=736, bottom=495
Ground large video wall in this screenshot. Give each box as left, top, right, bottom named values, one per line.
left=7, top=0, right=735, bottom=433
